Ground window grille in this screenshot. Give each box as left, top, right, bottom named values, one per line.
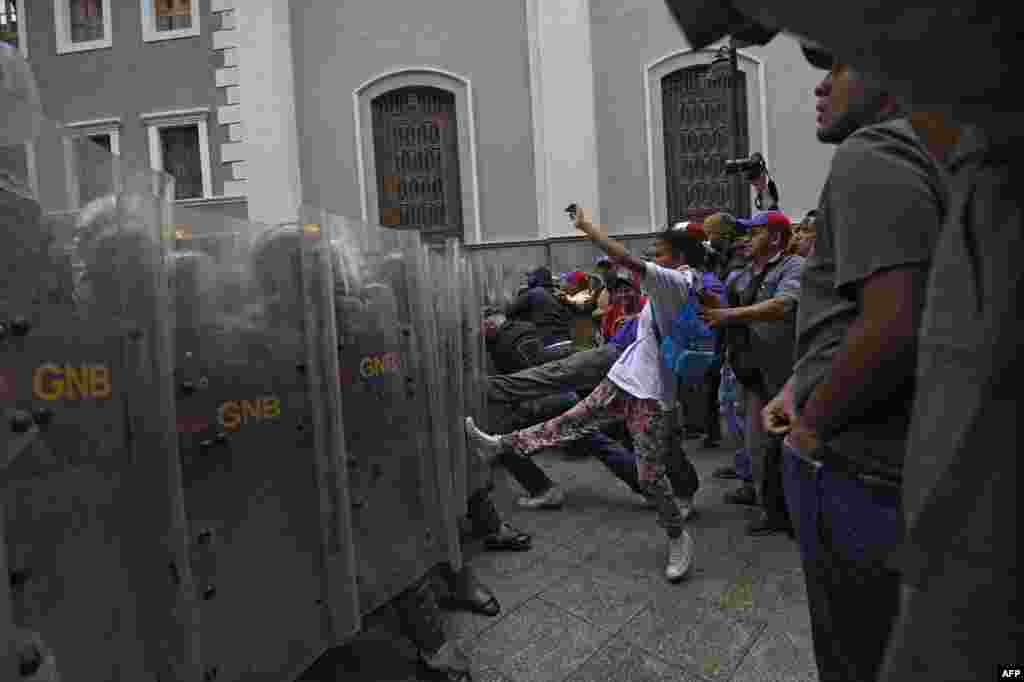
left=662, top=64, right=750, bottom=222
left=371, top=86, right=463, bottom=242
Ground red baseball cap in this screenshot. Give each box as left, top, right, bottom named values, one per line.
left=737, top=210, right=791, bottom=233
left=567, top=271, right=588, bottom=287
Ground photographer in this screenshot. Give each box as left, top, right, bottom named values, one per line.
left=726, top=153, right=780, bottom=212
left=700, top=210, right=803, bottom=536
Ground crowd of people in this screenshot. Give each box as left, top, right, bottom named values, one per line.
left=465, top=16, right=1019, bottom=680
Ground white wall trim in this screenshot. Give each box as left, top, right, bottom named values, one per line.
left=24, top=141, right=38, bottom=198
left=10, top=0, right=29, bottom=58
left=53, top=0, right=113, bottom=55
left=353, top=66, right=482, bottom=243
left=211, top=3, right=243, bottom=200
left=139, top=0, right=201, bottom=43
left=64, top=116, right=123, bottom=130
left=144, top=109, right=213, bottom=199
left=62, top=118, right=122, bottom=208
left=644, top=46, right=769, bottom=229
left=522, top=0, right=601, bottom=239
left=523, top=0, right=547, bottom=242
left=140, top=106, right=211, bottom=125
left=176, top=194, right=246, bottom=208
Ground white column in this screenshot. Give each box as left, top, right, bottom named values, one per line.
left=234, top=0, right=304, bottom=225
left=525, top=0, right=601, bottom=238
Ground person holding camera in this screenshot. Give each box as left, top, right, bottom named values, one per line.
left=699, top=210, right=804, bottom=536
left=725, top=153, right=780, bottom=212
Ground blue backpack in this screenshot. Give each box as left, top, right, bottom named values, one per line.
left=650, top=285, right=718, bottom=386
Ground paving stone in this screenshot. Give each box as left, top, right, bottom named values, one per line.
left=731, top=623, right=819, bottom=682
left=464, top=598, right=615, bottom=682
left=563, top=524, right=670, bottom=580
left=620, top=598, right=766, bottom=682
left=710, top=567, right=810, bottom=622
left=297, top=625, right=419, bottom=681
left=500, top=502, right=607, bottom=549
left=449, top=543, right=580, bottom=640
left=535, top=564, right=654, bottom=632
left=733, top=531, right=805, bottom=572
left=564, top=641, right=708, bottom=682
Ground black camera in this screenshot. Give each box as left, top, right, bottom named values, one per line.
left=724, top=152, right=767, bottom=181
left=565, top=203, right=578, bottom=220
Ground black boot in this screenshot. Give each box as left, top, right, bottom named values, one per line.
left=466, top=486, right=532, bottom=552
left=437, top=564, right=501, bottom=617
left=394, top=576, right=472, bottom=681
left=465, top=485, right=501, bottom=538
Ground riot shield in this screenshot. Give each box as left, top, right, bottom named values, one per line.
left=1, top=89, right=198, bottom=679
left=310, top=209, right=459, bottom=616
left=169, top=206, right=351, bottom=679
left=458, top=250, right=492, bottom=502
left=441, top=239, right=469, bottom=513
left=419, top=242, right=463, bottom=569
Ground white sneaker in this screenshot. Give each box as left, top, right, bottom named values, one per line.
left=517, top=485, right=565, bottom=509
left=665, top=530, right=694, bottom=582
left=465, top=417, right=504, bottom=466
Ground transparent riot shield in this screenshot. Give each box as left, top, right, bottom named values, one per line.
left=440, top=240, right=470, bottom=514
left=416, top=243, right=464, bottom=569
left=168, top=206, right=349, bottom=679
left=308, top=209, right=459, bottom=618
left=458, top=250, right=492, bottom=504
left=1, top=75, right=199, bottom=680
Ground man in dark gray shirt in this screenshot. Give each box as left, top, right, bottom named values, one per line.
left=761, top=50, right=946, bottom=682
left=664, top=0, right=1022, bottom=674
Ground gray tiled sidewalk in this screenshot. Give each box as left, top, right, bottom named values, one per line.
left=301, top=441, right=819, bottom=682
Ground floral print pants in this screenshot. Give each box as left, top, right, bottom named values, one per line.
left=501, top=379, right=683, bottom=537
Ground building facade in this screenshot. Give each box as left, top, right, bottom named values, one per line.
left=11, top=0, right=836, bottom=239
left=9, top=0, right=248, bottom=220
left=236, top=0, right=835, bottom=242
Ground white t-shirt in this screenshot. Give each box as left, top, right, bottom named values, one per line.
left=606, top=262, right=699, bottom=403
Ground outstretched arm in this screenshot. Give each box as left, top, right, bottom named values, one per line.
left=573, top=207, right=647, bottom=275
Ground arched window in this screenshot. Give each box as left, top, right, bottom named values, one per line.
left=371, top=86, right=463, bottom=243
left=662, top=64, right=750, bottom=222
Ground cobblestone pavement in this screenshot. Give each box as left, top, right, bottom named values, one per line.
left=301, top=438, right=819, bottom=682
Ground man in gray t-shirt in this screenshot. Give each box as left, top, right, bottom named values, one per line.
left=760, top=52, right=946, bottom=682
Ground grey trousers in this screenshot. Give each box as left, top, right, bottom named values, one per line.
left=487, top=344, right=622, bottom=404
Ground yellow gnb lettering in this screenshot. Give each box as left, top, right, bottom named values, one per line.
left=217, top=397, right=280, bottom=431
left=218, top=401, right=241, bottom=431
left=91, top=366, right=112, bottom=399
left=263, top=398, right=281, bottom=419
left=32, top=364, right=112, bottom=400
left=65, top=366, right=89, bottom=399
left=241, top=400, right=262, bottom=420
left=33, top=364, right=63, bottom=401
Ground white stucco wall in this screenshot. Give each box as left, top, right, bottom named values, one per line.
left=241, top=0, right=835, bottom=239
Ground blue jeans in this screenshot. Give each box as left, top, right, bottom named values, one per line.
left=733, top=448, right=752, bottom=483
left=782, top=444, right=903, bottom=682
